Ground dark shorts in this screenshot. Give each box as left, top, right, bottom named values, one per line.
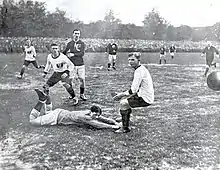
left=23, top=60, right=38, bottom=68
left=127, top=94, right=151, bottom=108
left=46, top=70, right=70, bottom=87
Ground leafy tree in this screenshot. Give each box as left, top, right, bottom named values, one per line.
left=175, top=25, right=193, bottom=41
left=143, top=8, right=168, bottom=40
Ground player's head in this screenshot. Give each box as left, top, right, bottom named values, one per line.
left=72, top=29, right=80, bottom=41
left=50, top=43, right=60, bottom=57
left=207, top=41, right=212, bottom=47
left=128, top=52, right=141, bottom=69
left=90, top=105, right=102, bottom=119
left=26, top=39, right=31, bottom=46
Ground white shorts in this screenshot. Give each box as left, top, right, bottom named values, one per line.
left=75, top=65, right=85, bottom=80
left=108, top=54, right=117, bottom=62
left=160, top=54, right=166, bottom=59
left=170, top=52, right=174, bottom=56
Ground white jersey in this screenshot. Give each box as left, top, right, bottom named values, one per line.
left=131, top=65, right=154, bottom=104
left=24, top=45, right=36, bottom=61
left=44, top=53, right=75, bottom=73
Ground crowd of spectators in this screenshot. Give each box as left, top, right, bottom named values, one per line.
left=0, top=37, right=220, bottom=53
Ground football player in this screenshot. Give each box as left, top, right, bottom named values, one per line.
left=159, top=45, right=166, bottom=64
left=169, top=44, right=176, bottom=59
left=43, top=43, right=78, bottom=105
left=17, top=39, right=44, bottom=79
left=201, top=41, right=219, bottom=77
left=29, top=88, right=120, bottom=130
left=105, top=43, right=118, bottom=71
left=112, top=52, right=154, bottom=133
left=63, top=29, right=87, bottom=101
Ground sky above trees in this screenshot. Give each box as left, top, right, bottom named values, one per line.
left=36, top=0, right=220, bottom=27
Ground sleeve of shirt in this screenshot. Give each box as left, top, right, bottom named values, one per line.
left=82, top=119, right=117, bottom=129
left=32, top=46, right=36, bottom=57
left=115, top=44, right=118, bottom=51
left=214, top=47, right=219, bottom=54
left=74, top=41, right=85, bottom=57
left=130, top=69, right=142, bottom=94
left=202, top=48, right=206, bottom=54
left=44, top=55, right=51, bottom=73
left=62, top=42, right=70, bottom=55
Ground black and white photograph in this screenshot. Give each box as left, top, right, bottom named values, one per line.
left=0, top=0, right=220, bottom=169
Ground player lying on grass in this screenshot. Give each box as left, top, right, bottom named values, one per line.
left=43, top=43, right=78, bottom=105
left=112, top=52, right=154, bottom=133
left=29, top=88, right=120, bottom=130
left=201, top=41, right=219, bottom=77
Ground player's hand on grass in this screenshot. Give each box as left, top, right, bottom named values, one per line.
left=112, top=124, right=120, bottom=130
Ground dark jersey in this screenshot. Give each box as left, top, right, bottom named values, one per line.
left=202, top=46, right=219, bottom=63
left=63, top=40, right=85, bottom=66
left=106, top=43, right=118, bottom=55
left=170, top=46, right=175, bottom=53
left=160, top=47, right=166, bottom=55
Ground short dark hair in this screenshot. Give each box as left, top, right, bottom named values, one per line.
left=128, top=52, right=141, bottom=60
left=73, top=29, right=80, bottom=33
left=90, top=105, right=102, bottom=116
left=50, top=43, right=58, bottom=47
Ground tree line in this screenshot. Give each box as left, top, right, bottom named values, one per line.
left=1, top=0, right=220, bottom=41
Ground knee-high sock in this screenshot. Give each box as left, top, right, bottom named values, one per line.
left=20, top=67, right=25, bottom=76
left=66, top=85, right=76, bottom=98
left=120, top=108, right=132, bottom=130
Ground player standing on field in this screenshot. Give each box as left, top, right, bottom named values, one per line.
left=169, top=44, right=176, bottom=59
left=105, top=43, right=118, bottom=71
left=17, top=39, right=44, bottom=79
left=112, top=52, right=154, bottom=133
left=201, top=41, right=219, bottom=77
left=43, top=43, right=78, bottom=105
left=159, top=45, right=166, bottom=64
left=63, top=29, right=87, bottom=101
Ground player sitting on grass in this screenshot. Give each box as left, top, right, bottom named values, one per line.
left=112, top=52, right=154, bottom=133
left=43, top=43, right=78, bottom=105
left=29, top=88, right=120, bottom=130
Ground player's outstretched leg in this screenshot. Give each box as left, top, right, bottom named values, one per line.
left=204, top=66, right=209, bottom=77
left=112, top=59, right=116, bottom=70
left=107, top=63, right=111, bottom=71
left=17, top=65, right=26, bottom=79
left=34, top=88, right=48, bottom=102
left=63, top=82, right=78, bottom=105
